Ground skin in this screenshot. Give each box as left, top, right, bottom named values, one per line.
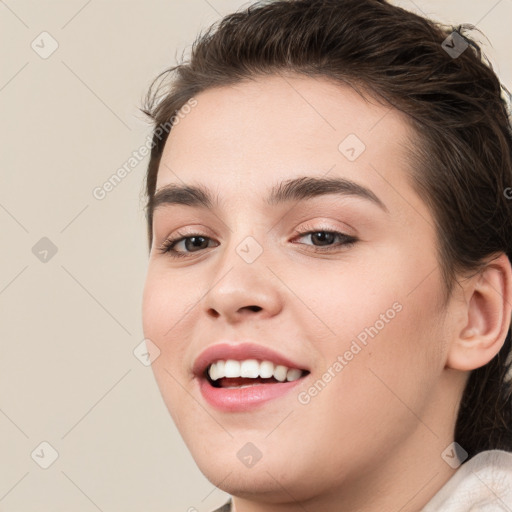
left=141, top=73, right=512, bottom=512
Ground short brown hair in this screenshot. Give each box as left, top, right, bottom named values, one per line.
left=140, top=0, right=512, bottom=459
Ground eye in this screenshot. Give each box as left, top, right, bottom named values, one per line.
left=291, top=225, right=357, bottom=252
left=157, top=225, right=357, bottom=258
left=157, top=231, right=219, bottom=258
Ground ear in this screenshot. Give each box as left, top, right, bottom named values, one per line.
left=446, top=253, right=512, bottom=371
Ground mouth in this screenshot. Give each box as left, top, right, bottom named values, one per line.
left=193, top=343, right=311, bottom=411
left=197, top=359, right=310, bottom=412
left=204, top=359, right=310, bottom=389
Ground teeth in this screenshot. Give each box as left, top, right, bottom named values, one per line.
left=224, top=360, right=241, bottom=378
left=207, top=359, right=305, bottom=382
left=286, top=368, right=302, bottom=382
left=240, top=359, right=260, bottom=378
left=273, top=365, right=288, bottom=382
left=259, top=360, right=274, bottom=379
left=215, top=360, right=225, bottom=380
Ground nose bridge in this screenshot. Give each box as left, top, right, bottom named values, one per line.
left=203, top=226, right=283, bottom=319
left=219, top=208, right=271, bottom=270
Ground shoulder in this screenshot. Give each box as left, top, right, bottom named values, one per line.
left=422, top=449, right=512, bottom=511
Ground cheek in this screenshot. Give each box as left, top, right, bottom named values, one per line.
left=142, top=266, right=197, bottom=339
left=141, top=269, right=196, bottom=387
left=284, top=253, right=403, bottom=345
left=323, top=268, right=444, bottom=429
left=141, top=270, right=197, bottom=428
left=297, top=247, right=444, bottom=422
left=288, top=291, right=444, bottom=474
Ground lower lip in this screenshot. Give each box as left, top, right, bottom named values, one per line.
left=198, top=377, right=305, bottom=412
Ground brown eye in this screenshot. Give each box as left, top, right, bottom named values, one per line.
left=293, top=229, right=357, bottom=250
left=159, top=234, right=218, bottom=257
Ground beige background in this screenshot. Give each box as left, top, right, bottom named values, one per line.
left=1, top=1, right=511, bottom=511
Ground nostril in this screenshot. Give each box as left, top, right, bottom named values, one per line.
left=246, top=305, right=262, bottom=312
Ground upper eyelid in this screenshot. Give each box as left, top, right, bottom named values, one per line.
left=162, top=223, right=354, bottom=242
left=154, top=215, right=358, bottom=238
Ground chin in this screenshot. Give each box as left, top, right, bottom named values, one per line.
left=193, top=446, right=322, bottom=502
left=199, top=463, right=307, bottom=502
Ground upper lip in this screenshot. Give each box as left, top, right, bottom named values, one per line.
left=192, top=342, right=310, bottom=378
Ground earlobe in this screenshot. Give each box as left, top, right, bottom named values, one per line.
left=446, top=253, right=512, bottom=372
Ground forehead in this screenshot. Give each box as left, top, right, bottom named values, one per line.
left=155, top=73, right=419, bottom=215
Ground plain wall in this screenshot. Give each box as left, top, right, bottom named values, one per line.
left=1, top=1, right=511, bottom=511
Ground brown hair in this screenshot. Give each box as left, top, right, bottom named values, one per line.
left=140, top=0, right=512, bottom=459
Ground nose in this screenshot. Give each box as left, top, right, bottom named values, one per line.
left=202, top=244, right=283, bottom=323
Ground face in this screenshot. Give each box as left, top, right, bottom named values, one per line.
left=142, top=74, right=457, bottom=502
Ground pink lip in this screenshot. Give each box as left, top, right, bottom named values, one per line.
left=192, top=342, right=309, bottom=378
left=192, top=342, right=310, bottom=412
left=198, top=377, right=305, bottom=412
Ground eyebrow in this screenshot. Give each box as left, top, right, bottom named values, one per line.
left=149, top=175, right=388, bottom=216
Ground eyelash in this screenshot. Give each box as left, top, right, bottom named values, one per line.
left=157, top=223, right=357, bottom=258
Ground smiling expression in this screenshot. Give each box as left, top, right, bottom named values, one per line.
left=141, top=72, right=460, bottom=502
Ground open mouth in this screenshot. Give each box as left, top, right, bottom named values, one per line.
left=204, top=359, right=310, bottom=389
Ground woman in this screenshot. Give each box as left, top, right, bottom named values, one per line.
left=140, top=0, right=512, bottom=510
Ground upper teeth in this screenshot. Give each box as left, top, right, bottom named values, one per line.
left=208, top=359, right=304, bottom=382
